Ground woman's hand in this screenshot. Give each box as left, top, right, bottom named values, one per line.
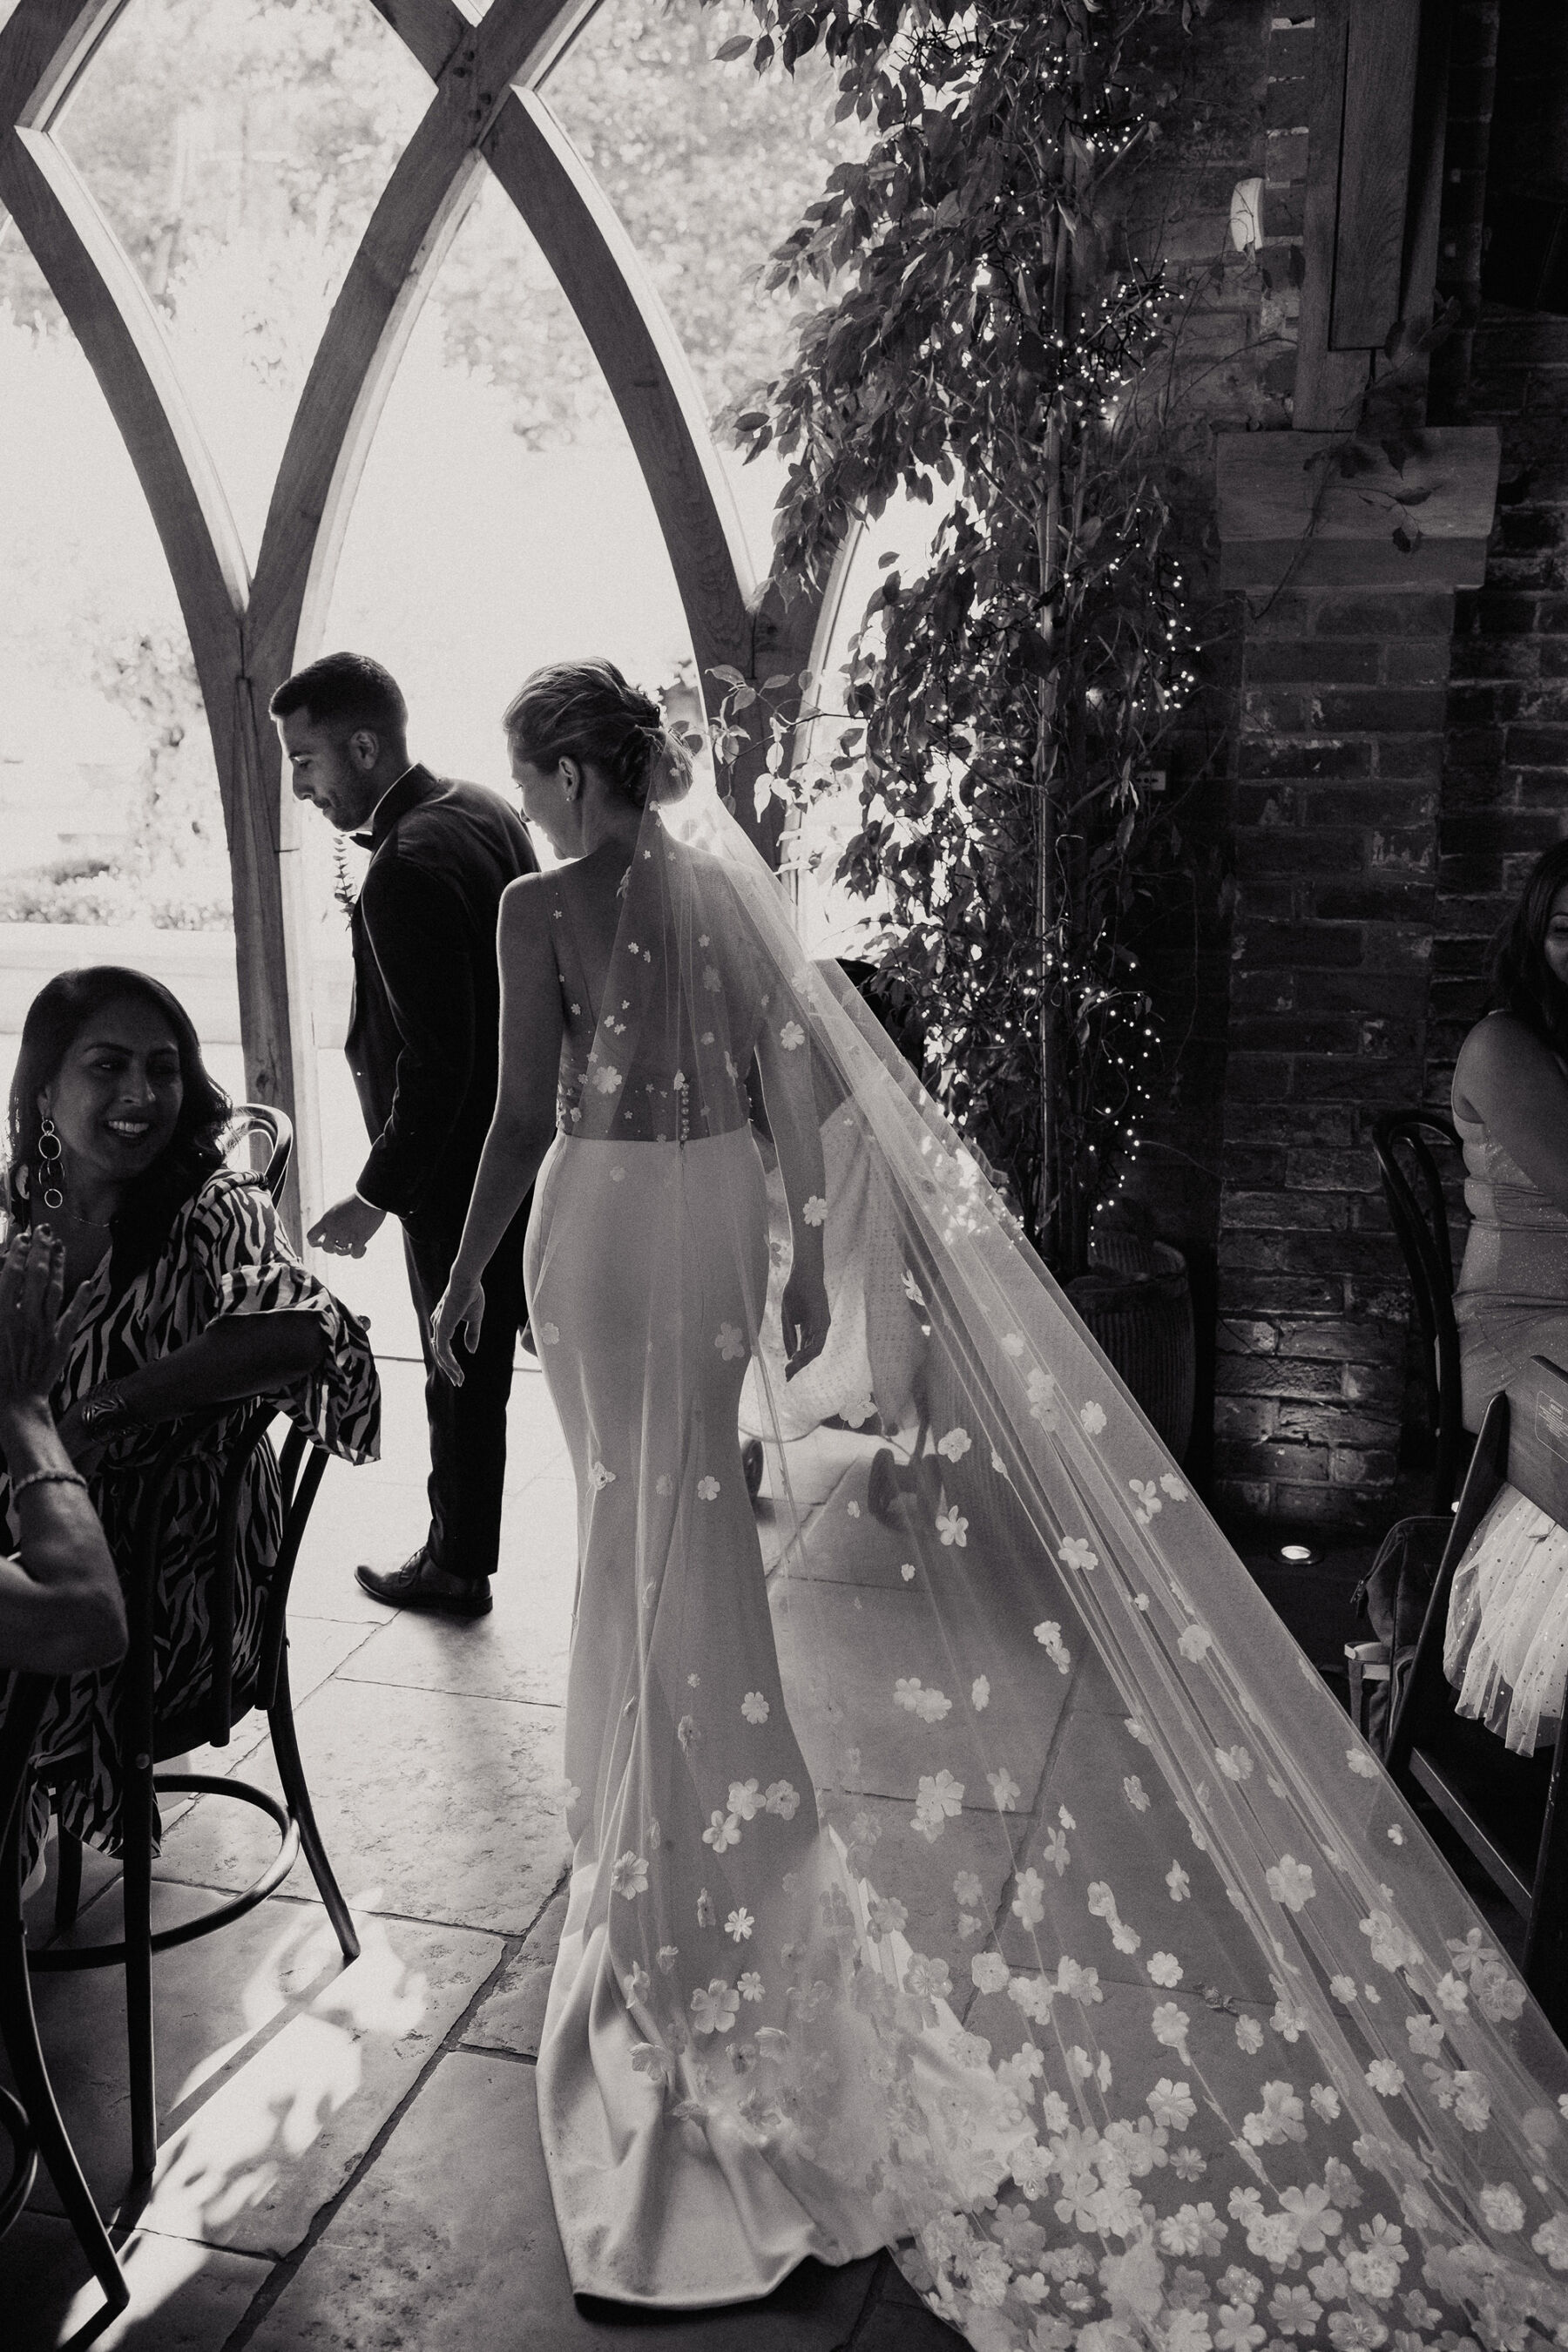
left=431, top=1268, right=485, bottom=1387
left=781, top=1261, right=830, bottom=1380
left=0, top=1230, right=88, bottom=1420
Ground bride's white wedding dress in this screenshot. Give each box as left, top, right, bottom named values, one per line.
left=526, top=794, right=1568, bottom=2349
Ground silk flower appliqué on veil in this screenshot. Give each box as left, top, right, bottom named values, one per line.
left=523, top=794, right=1568, bottom=2352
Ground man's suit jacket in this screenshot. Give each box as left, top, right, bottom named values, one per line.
left=347, top=765, right=537, bottom=1227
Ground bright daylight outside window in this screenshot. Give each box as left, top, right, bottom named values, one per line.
left=0, top=0, right=871, bottom=1130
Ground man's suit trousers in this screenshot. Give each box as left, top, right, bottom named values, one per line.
left=402, top=1191, right=532, bottom=1585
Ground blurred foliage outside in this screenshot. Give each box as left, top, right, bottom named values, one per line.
left=0, top=0, right=850, bottom=926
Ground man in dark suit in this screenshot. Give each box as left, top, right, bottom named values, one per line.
left=270, top=652, right=537, bottom=1619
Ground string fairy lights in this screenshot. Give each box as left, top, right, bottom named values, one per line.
left=709, top=1, right=1204, bottom=1273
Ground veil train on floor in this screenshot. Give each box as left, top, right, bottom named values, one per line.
left=530, top=781, right=1568, bottom=2352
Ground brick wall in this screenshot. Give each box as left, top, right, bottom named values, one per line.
left=1434, top=334, right=1568, bottom=1085
left=1212, top=590, right=1457, bottom=1527
left=1208, top=0, right=1568, bottom=1526
left=1092, top=0, right=1567, bottom=1524
left=1429, top=0, right=1568, bottom=1081
left=1098, top=0, right=1276, bottom=1488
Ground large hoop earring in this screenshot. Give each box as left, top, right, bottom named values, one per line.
left=37, top=1117, right=64, bottom=1213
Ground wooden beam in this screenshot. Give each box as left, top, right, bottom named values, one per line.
left=484, top=90, right=757, bottom=654
left=483, top=87, right=816, bottom=846
left=1398, top=0, right=1455, bottom=349
left=1294, top=0, right=1370, bottom=429
left=1215, top=424, right=1501, bottom=591
left=247, top=6, right=605, bottom=1231
left=0, top=128, right=316, bottom=1233
left=0, top=0, right=318, bottom=1230
left=367, top=0, right=602, bottom=96
left=363, top=5, right=824, bottom=849
left=0, top=132, right=248, bottom=625
left=252, top=1, right=610, bottom=660
left=1, top=0, right=834, bottom=1277
left=1330, top=0, right=1423, bottom=350
left=0, top=0, right=118, bottom=145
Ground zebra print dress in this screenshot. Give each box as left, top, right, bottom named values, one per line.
left=4, top=1169, right=381, bottom=1861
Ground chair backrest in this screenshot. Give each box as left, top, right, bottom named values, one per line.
left=224, top=1105, right=294, bottom=1204
left=1486, top=1352, right=1568, bottom=1527
left=1386, top=1355, right=1568, bottom=2026
left=126, top=1408, right=328, bottom=1760
left=1371, top=1106, right=1465, bottom=1512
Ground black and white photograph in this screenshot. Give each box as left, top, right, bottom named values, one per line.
left=3, top=3, right=1568, bottom=2349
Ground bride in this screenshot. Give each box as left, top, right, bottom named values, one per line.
left=433, top=661, right=1568, bottom=2349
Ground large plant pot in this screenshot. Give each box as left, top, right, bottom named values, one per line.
left=1067, top=1237, right=1196, bottom=1463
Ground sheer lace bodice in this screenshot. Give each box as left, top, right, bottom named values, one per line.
left=543, top=842, right=777, bottom=1145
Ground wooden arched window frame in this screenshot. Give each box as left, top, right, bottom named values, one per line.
left=0, top=0, right=848, bottom=1232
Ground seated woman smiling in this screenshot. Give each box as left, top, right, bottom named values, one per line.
left=1451, top=837, right=1568, bottom=1428
left=0, top=967, right=379, bottom=1864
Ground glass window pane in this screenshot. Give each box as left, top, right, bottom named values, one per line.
left=313, top=153, right=700, bottom=916
left=793, top=491, right=941, bottom=958
left=0, top=293, right=244, bottom=1095
left=49, top=0, right=436, bottom=563
left=540, top=0, right=863, bottom=580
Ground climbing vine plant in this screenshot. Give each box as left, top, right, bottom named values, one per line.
left=710, top=0, right=1202, bottom=1278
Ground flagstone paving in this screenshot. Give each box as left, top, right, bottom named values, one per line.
left=2, top=1285, right=963, bottom=2350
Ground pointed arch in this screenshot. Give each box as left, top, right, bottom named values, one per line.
left=0, top=0, right=837, bottom=1233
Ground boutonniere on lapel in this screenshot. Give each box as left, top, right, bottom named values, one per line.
left=332, top=840, right=360, bottom=919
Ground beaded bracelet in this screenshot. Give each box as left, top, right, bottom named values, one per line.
left=10, top=1467, right=89, bottom=1499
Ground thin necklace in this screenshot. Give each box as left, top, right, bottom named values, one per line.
left=53, top=1204, right=114, bottom=1233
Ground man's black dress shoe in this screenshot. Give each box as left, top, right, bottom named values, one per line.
left=356, top=1550, right=493, bottom=1618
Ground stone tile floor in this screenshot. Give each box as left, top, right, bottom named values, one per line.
left=0, top=1087, right=1477, bottom=2352
left=2, top=1293, right=965, bottom=2351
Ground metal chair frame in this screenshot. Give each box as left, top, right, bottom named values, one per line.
left=1371, top=1106, right=1467, bottom=1514
left=15, top=1413, right=358, bottom=2184
left=1385, top=1358, right=1568, bottom=2038
left=6, top=1099, right=360, bottom=2183
left=0, top=1675, right=127, bottom=2316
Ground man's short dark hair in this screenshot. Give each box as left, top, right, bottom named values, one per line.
left=269, top=652, right=408, bottom=741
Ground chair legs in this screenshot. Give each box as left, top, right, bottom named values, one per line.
left=53, top=1826, right=82, bottom=1936
left=0, top=1834, right=128, bottom=2314
left=269, top=1653, right=358, bottom=1963
left=119, top=1757, right=158, bottom=2184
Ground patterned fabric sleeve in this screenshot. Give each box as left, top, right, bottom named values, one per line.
left=186, top=1173, right=381, bottom=1463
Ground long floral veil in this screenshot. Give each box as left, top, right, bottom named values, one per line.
left=535, top=779, right=1568, bottom=2349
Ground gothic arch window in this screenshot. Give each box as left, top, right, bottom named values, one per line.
left=0, top=0, right=848, bottom=1226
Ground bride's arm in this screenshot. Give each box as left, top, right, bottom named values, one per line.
left=754, top=1002, right=830, bottom=1376
left=431, top=878, right=562, bottom=1383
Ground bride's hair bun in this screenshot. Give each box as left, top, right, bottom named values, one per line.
left=503, top=659, right=693, bottom=811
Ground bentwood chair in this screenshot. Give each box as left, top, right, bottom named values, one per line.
left=45, top=1098, right=298, bottom=1954
left=224, top=1102, right=293, bottom=1204
left=0, top=1673, right=128, bottom=2315
left=19, top=1098, right=359, bottom=2182
left=1371, top=1107, right=1468, bottom=1514
left=1386, top=1356, right=1568, bottom=2038
left=19, top=1409, right=356, bottom=2181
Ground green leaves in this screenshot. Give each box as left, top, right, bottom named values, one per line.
left=716, top=0, right=1193, bottom=1266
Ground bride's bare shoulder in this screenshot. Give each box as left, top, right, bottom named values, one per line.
left=498, top=868, right=558, bottom=952
left=500, top=869, right=552, bottom=921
